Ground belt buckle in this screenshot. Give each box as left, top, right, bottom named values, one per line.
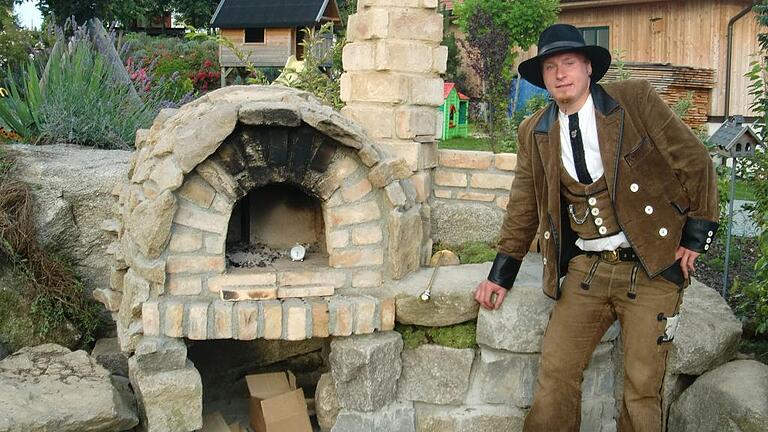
left=601, top=249, right=619, bottom=263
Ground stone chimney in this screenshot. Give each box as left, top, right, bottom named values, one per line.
left=340, top=0, right=447, bottom=175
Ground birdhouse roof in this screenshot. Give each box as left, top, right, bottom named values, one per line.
left=211, top=0, right=340, bottom=28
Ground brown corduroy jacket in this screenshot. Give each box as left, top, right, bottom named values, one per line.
left=488, top=79, right=719, bottom=299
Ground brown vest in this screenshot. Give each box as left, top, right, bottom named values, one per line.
left=560, top=164, right=621, bottom=240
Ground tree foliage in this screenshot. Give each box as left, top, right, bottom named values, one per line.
left=454, top=0, right=559, bottom=152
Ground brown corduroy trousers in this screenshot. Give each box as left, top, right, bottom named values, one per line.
left=523, top=254, right=684, bottom=432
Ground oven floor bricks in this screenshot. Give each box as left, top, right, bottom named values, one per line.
left=141, top=294, right=395, bottom=342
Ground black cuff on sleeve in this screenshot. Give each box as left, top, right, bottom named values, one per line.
left=680, top=218, right=719, bottom=253
left=487, top=252, right=522, bottom=289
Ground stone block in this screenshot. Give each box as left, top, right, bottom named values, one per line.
left=433, top=189, right=451, bottom=199
left=187, top=301, right=210, bottom=340
left=346, top=9, right=389, bottom=42
left=204, top=233, right=224, bottom=254
left=238, top=101, right=301, bottom=127
left=582, top=343, right=615, bottom=399
left=410, top=77, right=444, bottom=106
left=92, top=337, right=129, bottom=377
left=341, top=72, right=408, bottom=103
left=120, top=269, right=151, bottom=322
left=163, top=301, right=185, bottom=338
left=357, top=143, right=381, bottom=167
left=341, top=42, right=376, bottom=71
left=368, top=157, right=412, bottom=188
left=341, top=105, right=394, bottom=139
left=166, top=255, right=225, bottom=274
left=133, top=335, right=187, bottom=373
left=496, top=195, right=509, bottom=210
left=127, top=190, right=176, bottom=259
left=316, top=372, right=341, bottom=431
left=328, top=201, right=381, bottom=226
left=173, top=201, right=228, bottom=234
left=432, top=45, right=448, bottom=74
left=352, top=226, right=384, bottom=245
left=328, top=229, right=350, bottom=248
left=211, top=300, right=233, bottom=339
left=387, top=208, right=422, bottom=279
left=308, top=298, right=331, bottom=338
left=148, top=156, right=184, bottom=192
left=439, top=150, right=493, bottom=169
left=351, top=296, right=378, bottom=334
left=579, top=397, right=617, bottom=432
left=668, top=360, right=768, bottom=432
left=110, top=268, right=127, bottom=292
left=414, top=403, right=526, bottom=432
left=283, top=299, right=310, bottom=341
left=178, top=174, right=216, bottom=209
left=470, top=172, right=514, bottom=190
left=341, top=176, right=374, bottom=203
left=408, top=171, right=431, bottom=203
left=169, top=228, right=203, bottom=253
left=317, top=157, right=361, bottom=200
left=330, top=332, right=404, bottom=411
left=395, top=106, right=437, bottom=139
left=353, top=270, right=383, bottom=288
left=392, top=263, right=483, bottom=326
left=129, top=358, right=202, bottom=432
left=420, top=142, right=439, bottom=170
left=430, top=201, right=504, bottom=245
left=330, top=248, right=384, bottom=268
left=234, top=301, right=260, bottom=340
left=379, top=297, right=395, bottom=331
left=167, top=275, right=202, bottom=295
left=668, top=279, right=743, bottom=375
left=329, top=296, right=354, bottom=337
left=385, top=181, right=408, bottom=208
left=195, top=159, right=238, bottom=200
left=375, top=40, right=433, bottom=73
left=279, top=269, right=347, bottom=287
left=262, top=300, right=283, bottom=340
left=434, top=169, right=467, bottom=187
left=398, top=344, right=474, bottom=404
left=467, top=346, right=539, bottom=407
left=457, top=191, right=496, bottom=202
left=476, top=277, right=554, bottom=353
left=494, top=153, right=517, bottom=171
left=277, top=285, right=335, bottom=298
left=387, top=9, right=443, bottom=42
left=376, top=140, right=420, bottom=172
left=208, top=270, right=277, bottom=292
left=93, top=288, right=122, bottom=312
left=142, top=301, right=161, bottom=337
left=332, top=401, right=415, bottom=432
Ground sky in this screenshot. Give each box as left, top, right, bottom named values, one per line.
left=13, top=0, right=43, bottom=30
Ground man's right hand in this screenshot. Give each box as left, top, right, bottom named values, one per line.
left=474, top=279, right=507, bottom=310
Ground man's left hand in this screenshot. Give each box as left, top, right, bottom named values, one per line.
left=675, top=246, right=700, bottom=280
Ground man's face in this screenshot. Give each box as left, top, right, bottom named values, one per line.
left=541, top=52, right=592, bottom=107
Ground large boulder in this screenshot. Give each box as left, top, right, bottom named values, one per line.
left=10, top=144, right=131, bottom=291
left=0, top=344, right=138, bottom=432
left=316, top=372, right=341, bottom=431
left=668, top=279, right=742, bottom=375
left=668, top=360, right=768, bottom=432
left=330, top=332, right=403, bottom=412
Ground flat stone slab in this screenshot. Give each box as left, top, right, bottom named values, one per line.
left=397, top=344, right=474, bottom=405
left=668, top=360, right=768, bottom=432
left=332, top=401, right=415, bottom=432
left=668, top=278, right=742, bottom=375
left=414, top=402, right=526, bottom=432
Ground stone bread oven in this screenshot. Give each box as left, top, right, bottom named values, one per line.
left=100, top=86, right=427, bottom=354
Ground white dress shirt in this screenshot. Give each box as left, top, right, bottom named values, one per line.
left=558, top=95, right=630, bottom=252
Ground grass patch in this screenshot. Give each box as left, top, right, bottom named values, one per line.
left=395, top=321, right=477, bottom=350
left=734, top=180, right=756, bottom=201
left=739, top=337, right=768, bottom=365
left=438, top=136, right=492, bottom=151
left=433, top=241, right=497, bottom=264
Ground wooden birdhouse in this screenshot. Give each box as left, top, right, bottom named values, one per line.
left=710, top=115, right=761, bottom=158
left=440, top=83, right=470, bottom=140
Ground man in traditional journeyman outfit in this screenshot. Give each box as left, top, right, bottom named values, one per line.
left=473, top=24, right=719, bottom=432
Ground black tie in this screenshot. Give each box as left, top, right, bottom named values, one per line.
left=568, top=113, right=592, bottom=184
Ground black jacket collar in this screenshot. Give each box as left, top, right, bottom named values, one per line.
left=534, top=83, right=620, bottom=134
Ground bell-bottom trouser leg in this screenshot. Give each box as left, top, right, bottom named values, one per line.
left=522, top=255, right=684, bottom=432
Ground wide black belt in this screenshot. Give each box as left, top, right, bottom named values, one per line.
left=584, top=247, right=638, bottom=263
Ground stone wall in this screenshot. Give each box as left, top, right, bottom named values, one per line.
left=430, top=149, right=516, bottom=245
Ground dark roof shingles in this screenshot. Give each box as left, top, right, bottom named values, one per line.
left=212, top=0, right=328, bottom=28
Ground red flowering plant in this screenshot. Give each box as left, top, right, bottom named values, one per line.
left=190, top=58, right=220, bottom=93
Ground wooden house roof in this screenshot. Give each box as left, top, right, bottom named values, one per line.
left=211, top=0, right=340, bottom=28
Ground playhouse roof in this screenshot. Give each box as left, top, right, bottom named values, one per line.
left=211, top=0, right=339, bottom=28
left=444, top=82, right=469, bottom=100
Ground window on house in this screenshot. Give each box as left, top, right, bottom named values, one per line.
left=579, top=26, right=609, bottom=50
left=245, top=28, right=265, bottom=43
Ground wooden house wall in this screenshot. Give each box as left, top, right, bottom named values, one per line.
left=518, top=0, right=760, bottom=117
left=219, top=28, right=295, bottom=67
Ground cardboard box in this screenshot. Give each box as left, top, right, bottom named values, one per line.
left=246, top=371, right=312, bottom=432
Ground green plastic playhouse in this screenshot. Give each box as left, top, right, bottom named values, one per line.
left=440, top=82, right=469, bottom=139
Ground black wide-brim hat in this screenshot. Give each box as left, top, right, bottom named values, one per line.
left=518, top=24, right=612, bottom=89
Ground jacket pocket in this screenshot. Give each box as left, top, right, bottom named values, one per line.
left=659, top=259, right=685, bottom=288
left=624, top=137, right=652, bottom=166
